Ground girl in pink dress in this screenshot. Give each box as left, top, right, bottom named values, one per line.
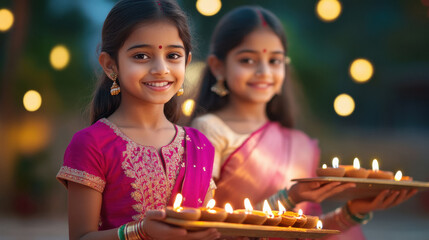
left=57, top=1, right=220, bottom=239
left=191, top=6, right=417, bottom=240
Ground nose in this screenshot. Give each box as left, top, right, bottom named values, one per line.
left=255, top=61, right=271, bottom=78
left=150, top=58, right=170, bottom=76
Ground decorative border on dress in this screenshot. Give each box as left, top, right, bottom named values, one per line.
left=56, top=166, right=105, bottom=193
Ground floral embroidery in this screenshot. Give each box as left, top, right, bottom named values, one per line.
left=100, top=119, right=185, bottom=220
left=57, top=166, right=105, bottom=192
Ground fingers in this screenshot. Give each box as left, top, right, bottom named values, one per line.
left=145, top=209, right=166, bottom=220
left=318, top=183, right=356, bottom=201
left=186, top=228, right=220, bottom=240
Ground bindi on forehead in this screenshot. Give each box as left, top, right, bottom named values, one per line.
left=263, top=48, right=267, bottom=53
left=159, top=45, right=162, bottom=49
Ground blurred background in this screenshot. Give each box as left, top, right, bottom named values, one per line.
left=0, top=0, right=428, bottom=239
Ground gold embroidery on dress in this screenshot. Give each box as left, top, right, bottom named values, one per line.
left=100, top=119, right=185, bottom=220
left=57, top=166, right=105, bottom=192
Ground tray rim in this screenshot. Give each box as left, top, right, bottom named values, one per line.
left=291, top=177, right=429, bottom=189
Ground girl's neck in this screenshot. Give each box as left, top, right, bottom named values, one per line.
left=217, top=98, right=268, bottom=123
left=109, top=98, right=170, bottom=130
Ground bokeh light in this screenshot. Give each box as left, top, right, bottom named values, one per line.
left=334, top=93, right=355, bottom=117
left=196, top=0, right=222, bottom=16
left=182, top=99, right=195, bottom=117
left=185, top=61, right=206, bottom=88
left=350, top=58, right=374, bottom=83
left=23, top=90, right=42, bottom=112
left=50, top=45, right=70, bottom=70
left=0, top=8, right=14, bottom=32
left=316, top=0, right=342, bottom=22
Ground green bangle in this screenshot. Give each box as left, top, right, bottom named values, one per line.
left=118, top=224, right=126, bottom=240
left=344, top=204, right=373, bottom=225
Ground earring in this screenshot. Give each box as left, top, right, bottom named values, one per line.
left=110, top=72, right=120, bottom=96
left=211, top=76, right=229, bottom=97
left=177, top=86, right=184, bottom=96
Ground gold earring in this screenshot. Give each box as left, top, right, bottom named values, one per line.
left=211, top=76, right=229, bottom=97
left=110, top=72, right=120, bottom=96
left=177, top=87, right=184, bottom=96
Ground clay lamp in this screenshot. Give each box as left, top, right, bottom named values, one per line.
left=316, top=157, right=346, bottom=177
left=238, top=198, right=267, bottom=225
left=291, top=209, right=307, bottom=228
left=394, top=170, right=412, bottom=181
left=166, top=193, right=201, bottom=221
left=262, top=200, right=282, bottom=226
left=344, top=158, right=369, bottom=178
left=224, top=203, right=246, bottom=224
left=302, top=215, right=319, bottom=229
left=199, top=199, right=228, bottom=222
left=274, top=201, right=296, bottom=227
left=368, top=159, right=394, bottom=179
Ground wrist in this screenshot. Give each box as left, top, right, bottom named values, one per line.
left=343, top=203, right=373, bottom=225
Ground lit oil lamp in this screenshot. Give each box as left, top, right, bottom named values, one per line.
left=237, top=198, right=267, bottom=225
left=291, top=209, right=307, bottom=228
left=273, top=201, right=296, bottom=227
left=368, top=159, right=393, bottom=179
left=316, top=157, right=346, bottom=177
left=224, top=203, right=246, bottom=223
left=262, top=200, right=282, bottom=226
left=166, top=193, right=201, bottom=221
left=394, top=170, right=412, bottom=181
left=302, top=214, right=319, bottom=229
left=316, top=220, right=323, bottom=230
left=199, top=199, right=228, bottom=222
left=344, top=158, right=369, bottom=178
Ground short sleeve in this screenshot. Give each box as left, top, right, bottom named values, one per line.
left=56, top=130, right=106, bottom=193
left=191, top=117, right=225, bottom=179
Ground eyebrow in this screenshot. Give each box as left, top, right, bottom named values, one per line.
left=127, top=44, right=185, bottom=51
left=235, top=49, right=284, bottom=55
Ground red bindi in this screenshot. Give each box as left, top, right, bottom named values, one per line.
left=263, top=49, right=267, bottom=53
left=159, top=45, right=162, bottom=49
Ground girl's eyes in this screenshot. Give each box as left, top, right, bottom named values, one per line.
left=239, top=58, right=255, bottom=64
left=132, top=53, right=182, bottom=60
left=133, top=53, right=149, bottom=60
left=270, top=58, right=283, bottom=65
left=167, top=53, right=182, bottom=60
left=239, top=58, right=283, bottom=65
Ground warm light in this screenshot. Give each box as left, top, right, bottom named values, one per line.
left=334, top=93, right=355, bottom=117
left=372, top=159, right=379, bottom=172
left=244, top=198, right=253, bottom=214
left=182, top=99, right=195, bottom=117
left=196, top=0, right=222, bottom=16
left=317, top=220, right=323, bottom=229
left=173, top=193, right=183, bottom=210
left=0, top=8, right=14, bottom=32
left=394, top=171, right=402, bottom=181
left=23, top=90, right=42, bottom=112
left=322, top=164, right=327, bottom=169
left=278, top=201, right=286, bottom=215
left=316, top=0, right=342, bottom=22
left=206, top=199, right=216, bottom=209
left=225, top=203, right=233, bottom=214
left=263, top=200, right=274, bottom=218
left=50, top=45, right=70, bottom=70
left=332, top=157, right=339, bottom=168
left=298, top=209, right=303, bottom=218
left=350, top=58, right=374, bottom=83
left=353, top=158, right=360, bottom=169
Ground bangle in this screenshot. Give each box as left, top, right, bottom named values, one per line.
left=343, top=204, right=373, bottom=225
left=118, top=224, right=126, bottom=240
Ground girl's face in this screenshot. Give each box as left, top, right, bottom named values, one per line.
left=116, top=20, right=189, bottom=105
left=224, top=27, right=285, bottom=104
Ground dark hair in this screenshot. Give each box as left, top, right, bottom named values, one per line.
left=90, top=0, right=192, bottom=124
left=194, top=6, right=295, bottom=128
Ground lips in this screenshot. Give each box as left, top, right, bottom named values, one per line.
left=143, top=81, right=173, bottom=91
left=247, top=82, right=274, bottom=89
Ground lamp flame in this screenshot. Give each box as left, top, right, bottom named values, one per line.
left=332, top=157, right=339, bottom=168
left=353, top=158, right=360, bottom=169
left=317, top=220, right=323, bottom=229
left=298, top=209, right=303, bottom=218
left=244, top=198, right=253, bottom=214
left=173, top=193, right=183, bottom=210
left=394, top=170, right=402, bottom=181
left=322, top=164, right=327, bottom=169
left=206, top=199, right=216, bottom=209
left=263, top=200, right=274, bottom=218
left=278, top=201, right=286, bottom=215
left=225, top=203, right=233, bottom=213
left=372, top=159, right=379, bottom=172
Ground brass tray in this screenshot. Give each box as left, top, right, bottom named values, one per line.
left=291, top=177, right=429, bottom=200
left=162, top=218, right=339, bottom=239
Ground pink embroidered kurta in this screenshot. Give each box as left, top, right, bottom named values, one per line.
left=57, top=118, right=214, bottom=230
